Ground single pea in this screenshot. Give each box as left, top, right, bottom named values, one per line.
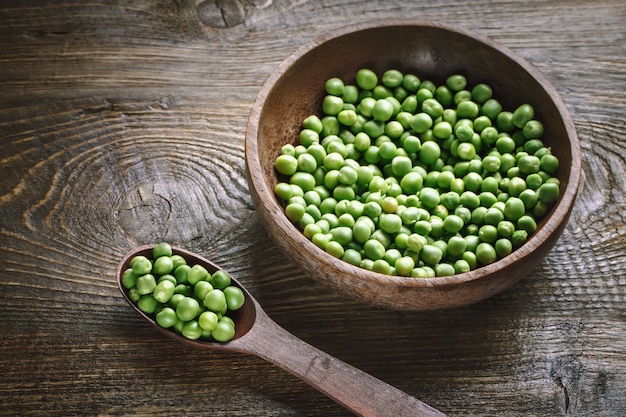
left=402, top=73, right=421, bottom=91
left=456, top=100, right=479, bottom=119
left=342, top=85, right=359, bottom=104
left=223, top=286, right=245, bottom=310
left=512, top=104, right=535, bottom=128
left=372, top=99, right=395, bottom=121
left=410, top=112, right=433, bottom=133
left=325, top=77, right=344, bottom=96
left=504, top=197, right=526, bottom=221
left=136, top=274, right=157, bottom=295
left=517, top=215, right=538, bottom=234
left=321, top=116, right=340, bottom=136
left=471, top=83, right=493, bottom=103
left=212, top=321, right=236, bottom=342
left=421, top=98, right=444, bottom=118
left=435, top=263, right=456, bottom=277
left=443, top=214, right=464, bottom=234
left=511, top=229, right=529, bottom=247
left=476, top=242, right=497, bottom=265
left=481, top=98, right=502, bottom=120
left=540, top=154, right=559, bottom=175
left=447, top=236, right=467, bottom=257
left=435, top=85, right=454, bottom=106
left=454, top=259, right=472, bottom=274
left=518, top=155, right=541, bottom=175
left=298, top=129, right=319, bottom=147
left=364, top=239, right=386, bottom=261
left=137, top=295, right=159, bottom=314
left=419, top=141, right=441, bottom=165
left=153, top=242, right=173, bottom=259
left=153, top=279, right=176, bottom=303
left=121, top=268, right=138, bottom=289
left=537, top=182, right=560, bottom=204
left=204, top=289, right=227, bottom=314
left=275, top=154, right=298, bottom=176
left=495, top=238, right=513, bottom=258
left=478, top=225, right=499, bottom=243
left=176, top=296, right=200, bottom=321
left=523, top=120, right=544, bottom=139
left=131, top=256, right=152, bottom=276
left=420, top=244, right=443, bottom=266
left=355, top=68, right=378, bottom=90
left=496, top=111, right=515, bottom=132
left=153, top=255, right=174, bottom=275
left=446, top=74, right=467, bottom=92
left=156, top=307, right=178, bottom=328
left=382, top=69, right=404, bottom=88
left=433, top=121, right=453, bottom=139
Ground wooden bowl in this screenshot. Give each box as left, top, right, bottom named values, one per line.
left=244, top=21, right=581, bottom=310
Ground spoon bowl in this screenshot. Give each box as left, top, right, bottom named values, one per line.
left=117, top=244, right=446, bottom=416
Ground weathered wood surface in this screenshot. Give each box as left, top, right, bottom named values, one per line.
left=0, top=1, right=624, bottom=416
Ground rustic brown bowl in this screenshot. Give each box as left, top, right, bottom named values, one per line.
left=244, top=21, right=581, bottom=311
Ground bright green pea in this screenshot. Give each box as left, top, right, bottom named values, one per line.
left=419, top=141, right=441, bottom=165
left=136, top=274, right=157, bottom=295
left=176, top=296, right=200, bottom=321
left=212, top=321, right=235, bottom=342
left=456, top=100, right=479, bottom=119
left=325, top=77, right=344, bottom=96
left=476, top=242, right=497, bottom=265
left=518, top=155, right=541, bottom=175
left=433, top=121, right=452, bottom=139
left=511, top=229, right=529, bottom=247
left=322, top=95, right=344, bottom=115
left=153, top=242, right=173, bottom=259
left=355, top=68, right=378, bottom=90
left=153, top=279, right=176, bottom=303
left=538, top=182, right=560, bottom=204
left=122, top=268, right=138, bottom=289
left=131, top=256, right=152, bottom=276
left=137, top=294, right=158, bottom=314
left=421, top=98, right=444, bottom=118
left=435, top=263, right=456, bottom=277
left=478, top=225, right=498, bottom=243
left=496, top=111, right=515, bottom=132
left=504, top=197, right=526, bottom=221
left=223, top=286, right=245, bottom=310
left=275, top=154, right=298, bottom=175
left=420, top=244, right=443, bottom=266
left=512, top=104, right=535, bottom=128
left=443, top=214, right=464, bottom=234
left=540, top=154, right=559, bottom=175
left=523, top=120, right=544, bottom=139
left=204, top=289, right=227, bottom=314
left=435, top=85, right=454, bottom=106
left=372, top=99, right=394, bottom=121
left=156, top=307, right=178, bottom=328
left=471, top=83, right=492, bottom=103
left=446, top=74, right=467, bottom=91
left=495, top=238, right=513, bottom=258
left=364, top=239, right=386, bottom=260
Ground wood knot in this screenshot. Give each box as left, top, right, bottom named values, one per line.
left=197, top=0, right=248, bottom=28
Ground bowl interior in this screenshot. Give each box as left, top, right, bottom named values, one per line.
left=246, top=22, right=580, bottom=310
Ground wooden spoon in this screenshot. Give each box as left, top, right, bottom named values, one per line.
left=117, top=244, right=446, bottom=417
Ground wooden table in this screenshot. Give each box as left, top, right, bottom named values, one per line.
left=1, top=1, right=624, bottom=416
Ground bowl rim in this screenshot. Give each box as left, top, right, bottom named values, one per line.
left=245, top=19, right=582, bottom=290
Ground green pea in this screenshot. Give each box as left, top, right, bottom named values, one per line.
left=355, top=68, right=378, bottom=90
left=153, top=242, right=173, bottom=259
left=512, top=104, right=535, bottom=128
left=131, top=256, right=152, bottom=276
left=138, top=295, right=159, bottom=314
left=540, top=154, right=559, bottom=175
left=419, top=141, right=441, bottom=165
left=471, top=83, right=493, bottom=103
left=476, top=242, right=497, bottom=265
left=538, top=182, right=560, bottom=204
left=176, top=296, right=200, bottom=321
left=420, top=244, right=443, bottom=266
left=325, top=77, right=344, bottom=96
left=153, top=279, right=176, bottom=303
left=136, top=274, right=157, bottom=295
left=422, top=98, right=444, bottom=118
left=156, top=307, right=178, bottom=328
left=446, top=74, right=467, bottom=92
left=212, top=321, right=236, bottom=342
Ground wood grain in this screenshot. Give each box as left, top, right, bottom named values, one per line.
left=1, top=0, right=625, bottom=416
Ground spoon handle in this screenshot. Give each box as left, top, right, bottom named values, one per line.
left=238, top=308, right=446, bottom=417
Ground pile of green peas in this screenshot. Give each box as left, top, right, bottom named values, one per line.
left=273, top=68, right=561, bottom=278
left=121, top=242, right=245, bottom=342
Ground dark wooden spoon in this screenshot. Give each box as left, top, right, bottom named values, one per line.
left=117, top=244, right=446, bottom=417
